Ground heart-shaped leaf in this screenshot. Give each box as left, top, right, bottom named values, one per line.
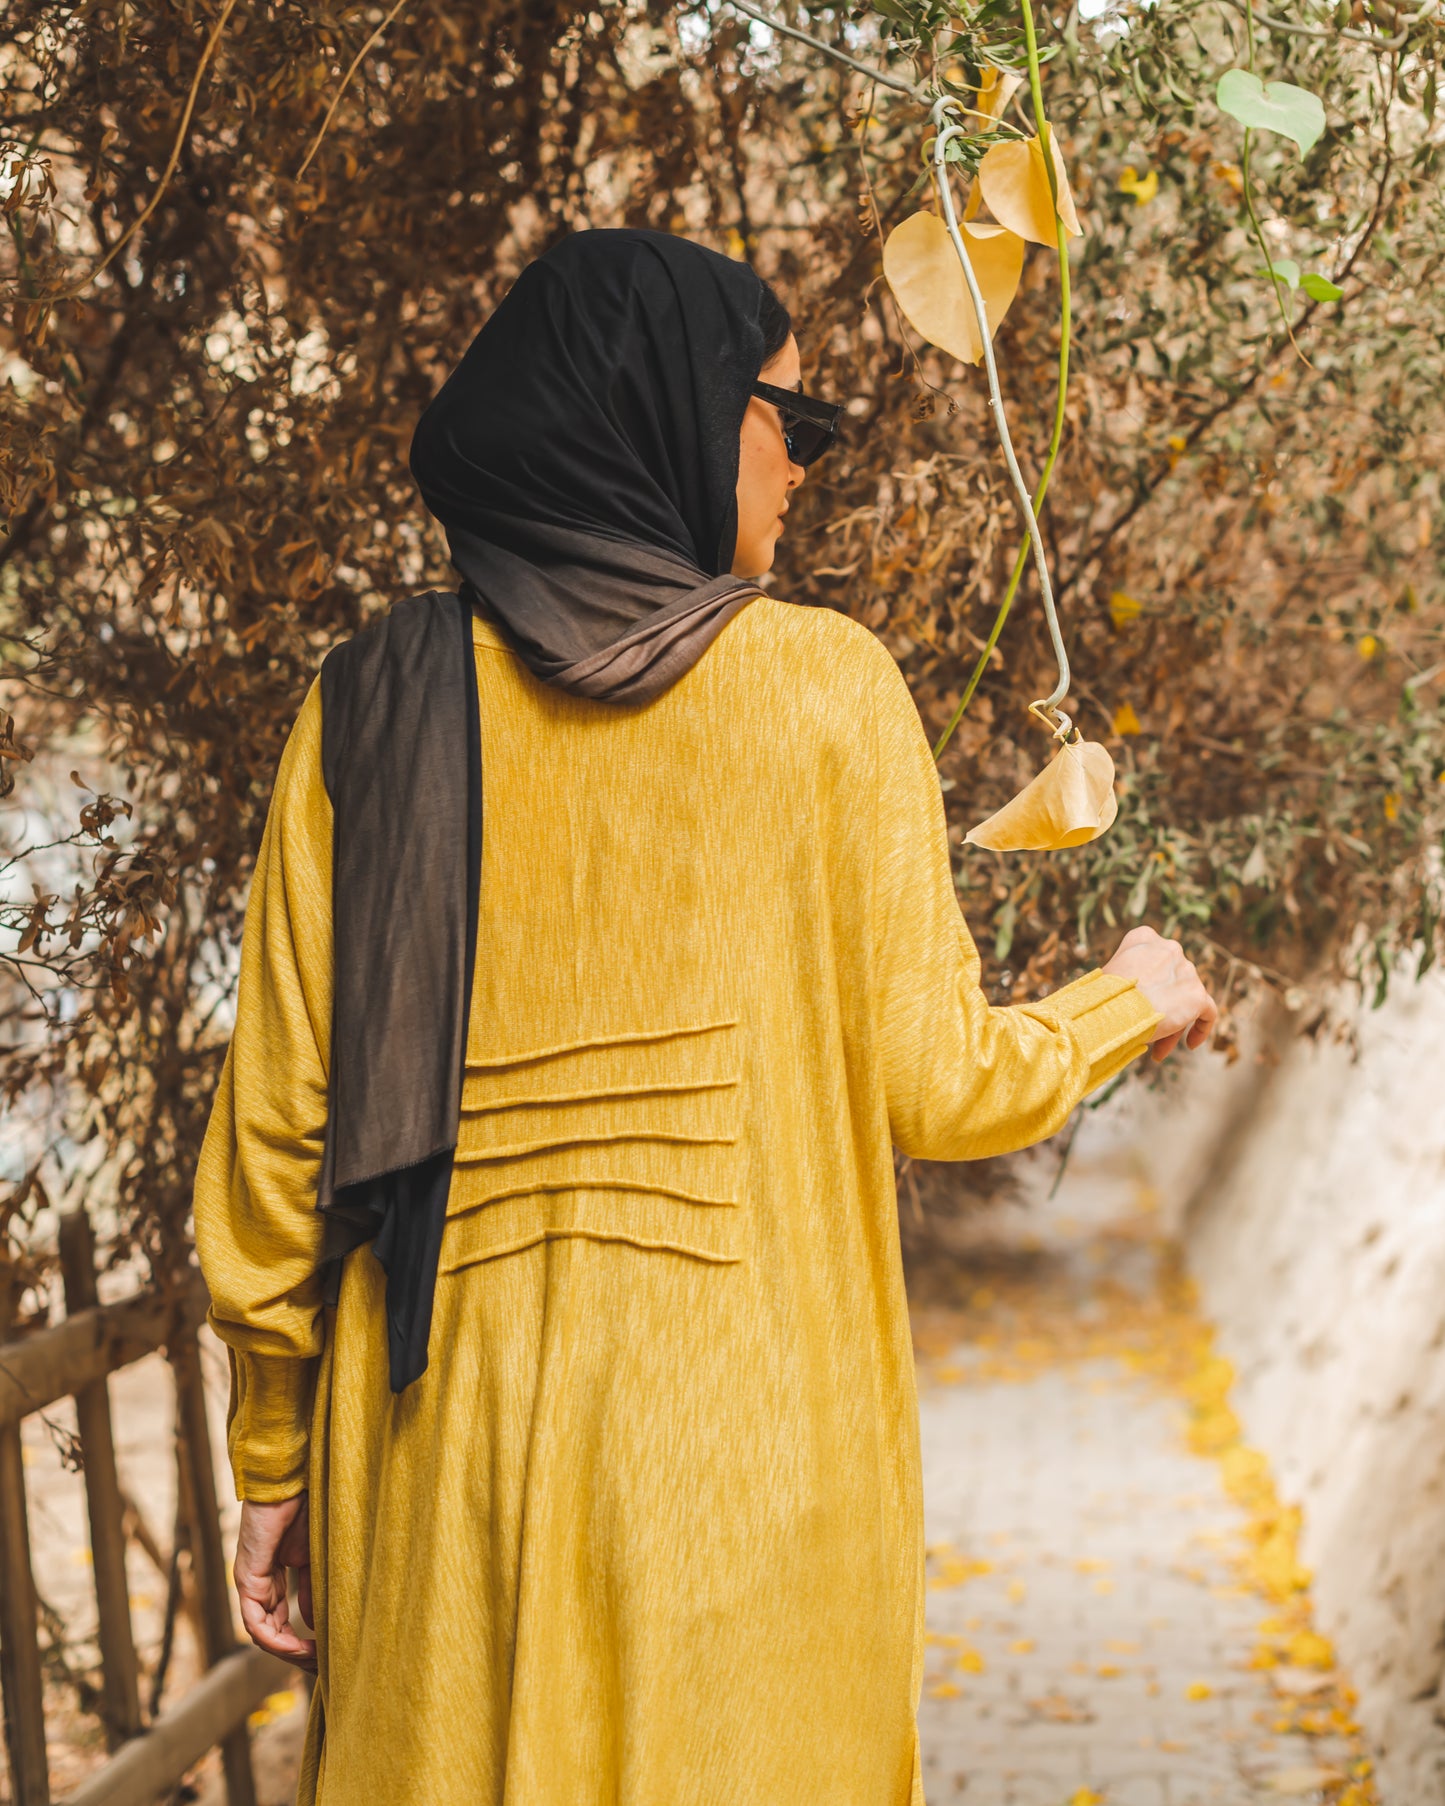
left=977, top=136, right=1082, bottom=245
left=1301, top=270, right=1343, bottom=302
left=883, top=210, right=1026, bottom=366
left=965, top=738, right=1118, bottom=851
left=1216, top=70, right=1325, bottom=155
left=1258, top=257, right=1301, bottom=289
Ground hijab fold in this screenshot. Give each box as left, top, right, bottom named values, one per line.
left=316, top=231, right=778, bottom=1390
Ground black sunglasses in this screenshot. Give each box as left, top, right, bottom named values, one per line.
left=752, top=380, right=841, bottom=468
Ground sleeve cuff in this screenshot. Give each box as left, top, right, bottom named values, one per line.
left=221, top=1341, right=317, bottom=1503
left=1019, top=969, right=1162, bottom=1094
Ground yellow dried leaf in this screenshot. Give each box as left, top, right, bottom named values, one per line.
left=1118, top=164, right=1159, bottom=204
left=1284, top=1631, right=1335, bottom=1669
left=1112, top=702, right=1142, bottom=736
left=977, top=136, right=1082, bottom=246
left=1109, top=589, right=1143, bottom=627
left=1357, top=633, right=1379, bottom=658
left=975, top=65, right=1024, bottom=125
left=1185, top=1681, right=1214, bottom=1701
left=1383, top=790, right=1401, bottom=821
left=964, top=738, right=1117, bottom=851
left=882, top=210, right=1026, bottom=366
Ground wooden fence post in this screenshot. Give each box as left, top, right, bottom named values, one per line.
left=0, top=1276, right=51, bottom=1806
left=57, top=1211, right=143, bottom=1747
left=170, top=1324, right=258, bottom=1806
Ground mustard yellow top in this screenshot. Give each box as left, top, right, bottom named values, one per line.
left=194, top=599, right=1159, bottom=1806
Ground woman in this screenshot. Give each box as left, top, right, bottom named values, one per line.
left=195, top=228, right=1214, bottom=1805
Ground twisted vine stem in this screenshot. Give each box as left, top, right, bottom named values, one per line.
left=929, top=96, right=1073, bottom=748
left=720, top=1, right=1079, bottom=754
left=931, top=0, right=1074, bottom=758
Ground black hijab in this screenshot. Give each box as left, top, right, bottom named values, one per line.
left=409, top=227, right=773, bottom=700
left=318, top=231, right=780, bottom=1391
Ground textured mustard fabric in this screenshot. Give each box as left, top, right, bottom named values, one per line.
left=194, top=600, right=1160, bottom=1806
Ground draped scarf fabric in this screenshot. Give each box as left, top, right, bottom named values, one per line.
left=318, top=231, right=778, bottom=1391
left=409, top=227, right=772, bottom=699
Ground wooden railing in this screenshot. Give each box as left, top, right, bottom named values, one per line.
left=0, top=1213, right=290, bottom=1806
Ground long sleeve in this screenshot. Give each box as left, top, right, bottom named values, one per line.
left=866, top=642, right=1160, bottom=1161
left=193, top=678, right=332, bottom=1502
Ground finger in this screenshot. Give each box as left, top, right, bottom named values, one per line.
left=253, top=1623, right=316, bottom=1663
left=264, top=1635, right=318, bottom=1673
left=240, top=1594, right=317, bottom=1664
left=1150, top=1030, right=1184, bottom=1063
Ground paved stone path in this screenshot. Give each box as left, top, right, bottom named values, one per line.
left=911, top=1144, right=1378, bottom=1806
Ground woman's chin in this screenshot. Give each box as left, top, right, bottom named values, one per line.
left=731, top=547, right=776, bottom=580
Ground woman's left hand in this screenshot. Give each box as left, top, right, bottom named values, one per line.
left=234, top=1492, right=317, bottom=1672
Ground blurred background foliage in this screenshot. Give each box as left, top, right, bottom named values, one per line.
left=1, top=0, right=1442, bottom=1282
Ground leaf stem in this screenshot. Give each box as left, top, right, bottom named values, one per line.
left=1240, top=125, right=1313, bottom=365
left=931, top=242, right=1070, bottom=760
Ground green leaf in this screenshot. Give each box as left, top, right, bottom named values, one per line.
left=1257, top=257, right=1301, bottom=289
left=1215, top=69, right=1326, bottom=155
left=1301, top=270, right=1343, bottom=302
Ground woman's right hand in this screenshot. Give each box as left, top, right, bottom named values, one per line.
left=234, top=1492, right=317, bottom=1672
left=1102, top=925, right=1218, bottom=1064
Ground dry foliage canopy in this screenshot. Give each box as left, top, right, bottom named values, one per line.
left=1, top=0, right=1442, bottom=1276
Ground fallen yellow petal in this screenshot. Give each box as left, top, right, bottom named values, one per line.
left=1118, top=164, right=1159, bottom=204
left=1285, top=1630, right=1335, bottom=1669
left=977, top=135, right=1082, bottom=245
left=964, top=737, right=1118, bottom=851
left=1357, top=633, right=1379, bottom=658
left=1109, top=589, right=1143, bottom=628
left=883, top=210, right=1026, bottom=366
left=1112, top=702, right=1142, bottom=737
left=1185, top=1681, right=1215, bottom=1701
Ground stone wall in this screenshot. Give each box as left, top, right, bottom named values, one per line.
left=1118, top=968, right=1445, bottom=1801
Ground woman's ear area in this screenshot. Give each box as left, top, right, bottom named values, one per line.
left=759, top=331, right=802, bottom=388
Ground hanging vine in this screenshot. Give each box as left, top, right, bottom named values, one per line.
left=724, top=0, right=1442, bottom=856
